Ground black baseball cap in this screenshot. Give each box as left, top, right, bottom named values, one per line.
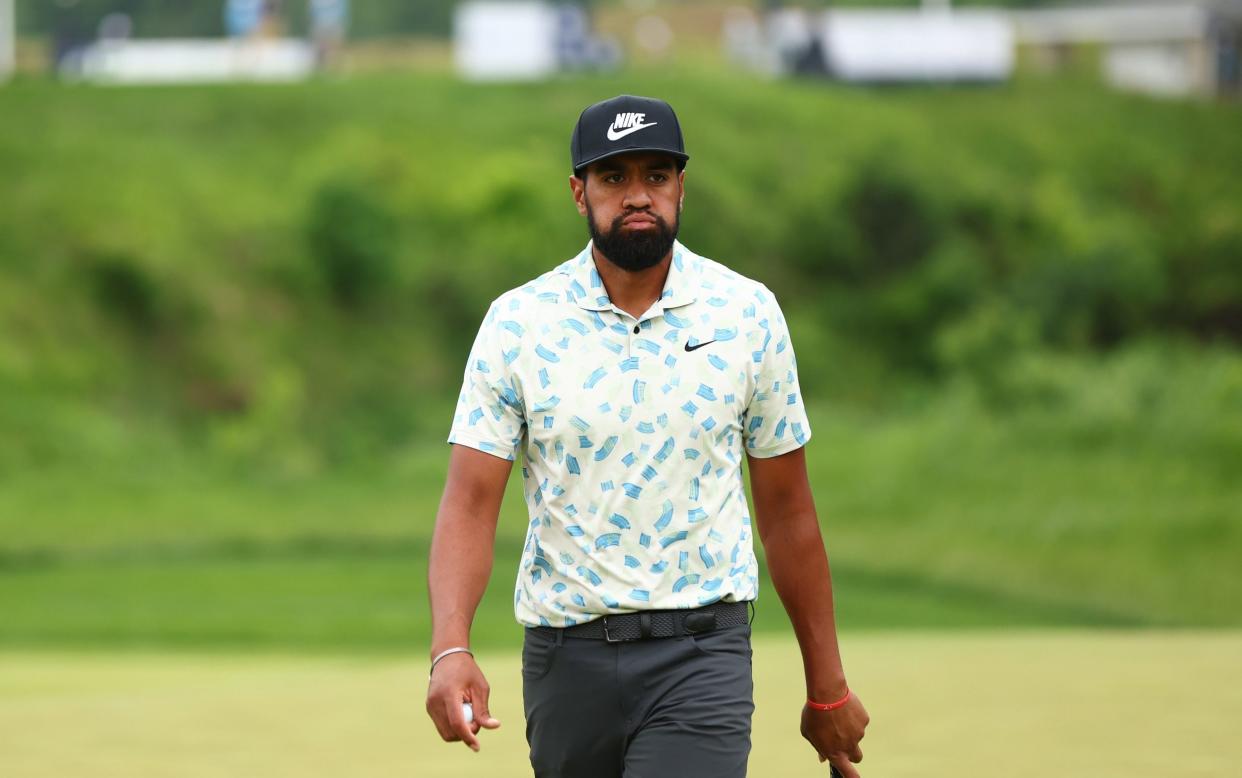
left=570, top=95, right=689, bottom=176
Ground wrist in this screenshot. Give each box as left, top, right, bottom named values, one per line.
left=806, top=673, right=848, bottom=702
left=428, top=646, right=474, bottom=680
left=429, top=637, right=471, bottom=662
left=806, top=687, right=851, bottom=711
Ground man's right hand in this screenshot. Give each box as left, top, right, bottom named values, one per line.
left=801, top=692, right=869, bottom=778
left=425, top=652, right=502, bottom=752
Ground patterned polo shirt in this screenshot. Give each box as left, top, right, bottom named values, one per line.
left=447, top=239, right=812, bottom=627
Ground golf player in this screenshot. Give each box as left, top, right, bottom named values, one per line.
left=426, top=95, right=869, bottom=777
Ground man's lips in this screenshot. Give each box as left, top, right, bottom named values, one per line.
left=622, top=214, right=658, bottom=227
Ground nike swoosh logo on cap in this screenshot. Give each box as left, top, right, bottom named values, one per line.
left=606, top=121, right=659, bottom=141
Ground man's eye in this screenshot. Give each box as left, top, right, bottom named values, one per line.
left=604, top=174, right=623, bottom=183
left=649, top=174, right=667, bottom=183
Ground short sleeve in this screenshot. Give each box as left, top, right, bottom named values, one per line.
left=743, top=288, right=811, bottom=458
left=447, top=300, right=527, bottom=461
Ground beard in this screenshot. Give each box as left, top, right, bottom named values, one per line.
left=586, top=198, right=680, bottom=273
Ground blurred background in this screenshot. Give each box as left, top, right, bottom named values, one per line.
left=1, top=1, right=1240, bottom=776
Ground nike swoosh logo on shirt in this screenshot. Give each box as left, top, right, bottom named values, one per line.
left=606, top=122, right=659, bottom=141
left=684, top=340, right=716, bottom=352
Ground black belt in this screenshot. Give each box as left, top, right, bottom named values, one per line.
left=529, top=599, right=753, bottom=643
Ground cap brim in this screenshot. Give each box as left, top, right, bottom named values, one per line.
left=574, top=147, right=689, bottom=175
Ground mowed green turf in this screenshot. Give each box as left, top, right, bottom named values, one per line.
left=1, top=397, right=1239, bottom=651
left=2, top=631, right=1239, bottom=777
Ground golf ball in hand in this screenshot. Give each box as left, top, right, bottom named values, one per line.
left=462, top=702, right=474, bottom=723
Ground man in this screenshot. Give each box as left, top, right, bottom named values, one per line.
left=425, top=95, right=869, bottom=778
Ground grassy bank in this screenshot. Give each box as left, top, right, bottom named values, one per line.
left=3, top=346, right=1239, bottom=651
left=2, top=71, right=1240, bottom=468
left=1, top=71, right=1239, bottom=650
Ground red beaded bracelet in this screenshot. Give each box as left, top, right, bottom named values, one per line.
left=806, top=688, right=851, bottom=711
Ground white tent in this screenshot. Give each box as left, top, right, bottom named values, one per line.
left=820, top=9, right=1014, bottom=83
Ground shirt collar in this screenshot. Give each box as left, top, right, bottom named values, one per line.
left=566, top=239, right=698, bottom=313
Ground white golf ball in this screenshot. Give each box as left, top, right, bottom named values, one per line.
left=462, top=702, right=474, bottom=723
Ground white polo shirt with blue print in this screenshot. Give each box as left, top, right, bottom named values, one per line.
left=447, top=239, right=812, bottom=628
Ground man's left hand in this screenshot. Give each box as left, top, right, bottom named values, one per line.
left=800, top=692, right=869, bottom=777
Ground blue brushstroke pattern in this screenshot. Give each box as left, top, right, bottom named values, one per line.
left=655, top=500, right=674, bottom=531
left=594, top=435, right=618, bottom=461
left=660, top=530, right=689, bottom=548
left=699, top=544, right=716, bottom=568
left=665, top=311, right=691, bottom=328
left=672, top=574, right=701, bottom=593
left=595, top=533, right=621, bottom=550
left=532, top=396, right=561, bottom=413
left=584, top=367, right=607, bottom=388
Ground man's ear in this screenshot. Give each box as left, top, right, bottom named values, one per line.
left=678, top=168, right=686, bottom=210
left=569, top=174, right=588, bottom=216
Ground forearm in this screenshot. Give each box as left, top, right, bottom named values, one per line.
left=760, top=509, right=848, bottom=700
left=427, top=484, right=501, bottom=661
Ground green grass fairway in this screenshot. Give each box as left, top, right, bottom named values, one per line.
left=2, top=631, right=1239, bottom=777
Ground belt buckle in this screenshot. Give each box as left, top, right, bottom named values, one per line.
left=683, top=611, right=717, bottom=635
left=601, top=616, right=629, bottom=643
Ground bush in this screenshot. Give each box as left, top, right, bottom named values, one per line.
left=305, top=180, right=398, bottom=310
left=85, top=253, right=160, bottom=335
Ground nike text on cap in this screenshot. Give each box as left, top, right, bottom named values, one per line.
left=571, top=94, right=689, bottom=176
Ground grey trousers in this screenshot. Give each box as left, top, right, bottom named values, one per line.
left=521, top=619, right=755, bottom=778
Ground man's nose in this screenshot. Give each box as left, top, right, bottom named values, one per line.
left=622, top=181, right=653, bottom=209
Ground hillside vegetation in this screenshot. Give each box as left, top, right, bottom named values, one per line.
left=1, top=71, right=1239, bottom=648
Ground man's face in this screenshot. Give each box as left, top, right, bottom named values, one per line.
left=569, top=152, right=685, bottom=273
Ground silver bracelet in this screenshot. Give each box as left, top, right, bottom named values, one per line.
left=429, top=646, right=473, bottom=680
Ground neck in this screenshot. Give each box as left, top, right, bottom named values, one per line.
left=591, top=244, right=673, bottom=320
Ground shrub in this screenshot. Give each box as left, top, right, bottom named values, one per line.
left=305, top=180, right=398, bottom=310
